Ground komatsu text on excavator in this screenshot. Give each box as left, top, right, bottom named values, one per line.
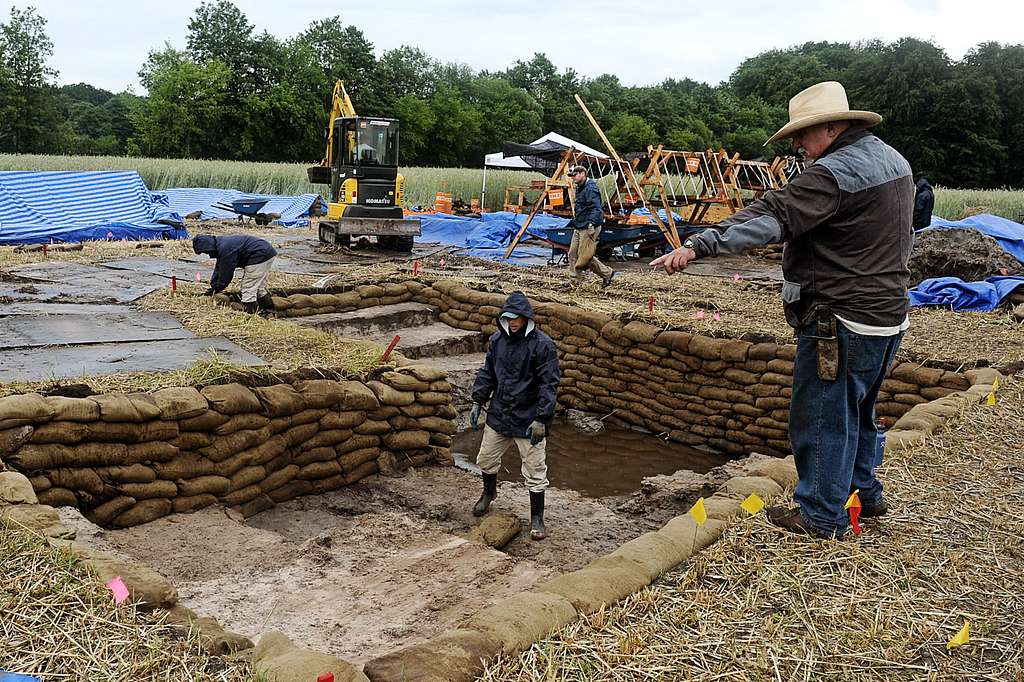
left=307, top=81, right=420, bottom=251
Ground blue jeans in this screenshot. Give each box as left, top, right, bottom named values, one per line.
left=790, top=322, right=903, bottom=537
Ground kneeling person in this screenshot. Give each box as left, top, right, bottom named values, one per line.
left=193, top=234, right=277, bottom=314
left=470, top=291, right=560, bottom=540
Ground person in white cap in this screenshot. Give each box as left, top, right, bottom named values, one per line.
left=651, top=81, right=914, bottom=539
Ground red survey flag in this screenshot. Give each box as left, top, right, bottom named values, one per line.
left=845, top=490, right=862, bottom=535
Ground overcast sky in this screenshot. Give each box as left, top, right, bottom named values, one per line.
left=17, top=0, right=1024, bottom=94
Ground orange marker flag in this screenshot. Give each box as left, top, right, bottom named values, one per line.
left=690, top=497, right=707, bottom=526
left=946, top=620, right=970, bottom=649
left=845, top=490, right=862, bottom=535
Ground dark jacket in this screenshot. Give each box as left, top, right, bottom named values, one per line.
left=568, top=178, right=604, bottom=229
left=691, top=127, right=913, bottom=328
left=192, top=235, right=277, bottom=292
left=471, top=291, right=560, bottom=438
left=913, top=177, right=934, bottom=229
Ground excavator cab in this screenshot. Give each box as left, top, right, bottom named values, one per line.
left=308, top=81, right=419, bottom=251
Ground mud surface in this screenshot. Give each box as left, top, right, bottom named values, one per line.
left=452, top=422, right=731, bottom=498
left=59, top=463, right=664, bottom=664
left=909, top=228, right=1021, bottom=285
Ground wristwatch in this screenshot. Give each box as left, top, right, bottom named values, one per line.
left=683, top=237, right=697, bottom=250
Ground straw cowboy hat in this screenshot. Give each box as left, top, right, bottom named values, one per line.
left=764, top=81, right=882, bottom=146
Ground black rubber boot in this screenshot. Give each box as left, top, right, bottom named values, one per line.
left=529, top=491, right=546, bottom=541
left=243, top=301, right=259, bottom=314
left=257, top=292, right=275, bottom=311
left=473, top=473, right=497, bottom=517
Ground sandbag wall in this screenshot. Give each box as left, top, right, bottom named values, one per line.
left=0, top=366, right=455, bottom=528
left=267, top=278, right=973, bottom=457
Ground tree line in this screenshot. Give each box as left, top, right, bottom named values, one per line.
left=1, top=1, right=1023, bottom=188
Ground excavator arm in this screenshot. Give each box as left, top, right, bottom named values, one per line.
left=321, top=80, right=357, bottom=168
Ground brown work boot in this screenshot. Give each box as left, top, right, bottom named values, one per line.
left=766, top=505, right=834, bottom=538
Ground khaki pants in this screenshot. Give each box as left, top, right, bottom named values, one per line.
left=239, top=257, right=275, bottom=303
left=476, top=425, right=549, bottom=493
left=568, top=226, right=613, bottom=280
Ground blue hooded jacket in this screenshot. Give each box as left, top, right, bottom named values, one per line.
left=567, top=178, right=604, bottom=229
left=471, top=291, right=560, bottom=437
left=192, top=234, right=277, bottom=292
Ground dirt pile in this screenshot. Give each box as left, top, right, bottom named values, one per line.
left=909, top=228, right=1021, bottom=285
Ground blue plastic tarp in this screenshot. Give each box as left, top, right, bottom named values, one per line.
left=909, top=275, right=1024, bottom=312
left=0, top=171, right=186, bottom=245
left=0, top=672, right=41, bottom=682
left=151, top=188, right=323, bottom=228
left=919, top=214, right=1024, bottom=264
left=418, top=211, right=565, bottom=262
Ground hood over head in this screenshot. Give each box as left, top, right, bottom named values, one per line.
left=192, top=234, right=217, bottom=256
left=498, top=290, right=536, bottom=337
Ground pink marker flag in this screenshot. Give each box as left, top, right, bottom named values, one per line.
left=733, top=273, right=741, bottom=282
left=712, top=312, right=721, bottom=322
left=195, top=272, right=202, bottom=283
left=106, top=576, right=130, bottom=604
left=695, top=309, right=705, bottom=320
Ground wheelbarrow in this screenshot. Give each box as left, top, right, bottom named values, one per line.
left=211, top=198, right=277, bottom=226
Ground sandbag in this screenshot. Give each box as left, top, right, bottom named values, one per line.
left=152, top=454, right=218, bottom=480
left=398, top=403, right=434, bottom=418
left=415, top=391, right=450, bottom=406
left=92, top=393, right=162, bottom=423
left=37, top=487, right=78, bottom=507
left=247, top=630, right=366, bottom=682
left=214, top=413, right=271, bottom=435
left=290, top=408, right=328, bottom=426
left=236, top=494, right=274, bottom=518
left=30, top=421, right=89, bottom=445
left=201, top=383, right=262, bottom=415
left=245, top=435, right=289, bottom=466
left=85, top=495, right=136, bottom=526
left=44, top=396, right=100, bottom=422
left=353, top=420, right=390, bottom=436
left=101, top=463, right=157, bottom=484
left=367, top=406, right=400, bottom=420
left=179, top=409, right=231, bottom=432
left=172, top=430, right=214, bottom=450
left=293, top=447, right=339, bottom=466
left=283, top=422, right=318, bottom=448
left=417, top=416, right=456, bottom=434
left=343, top=460, right=378, bottom=484
left=297, top=461, right=342, bottom=480
left=68, top=541, right=177, bottom=608
left=320, top=411, right=366, bottom=430
left=112, top=499, right=173, bottom=528
left=300, top=429, right=353, bottom=450
left=335, top=381, right=380, bottom=410
left=368, top=381, right=415, bottom=406
left=48, top=467, right=105, bottom=495
left=253, top=385, right=307, bottom=418
left=0, top=424, right=34, bottom=458
left=86, top=419, right=179, bottom=444
left=201, top=428, right=271, bottom=462
left=0, top=393, right=55, bottom=429
left=260, top=464, right=299, bottom=493
left=383, top=430, right=431, bottom=451
left=229, top=465, right=266, bottom=492
left=151, top=387, right=208, bottom=420
left=380, top=371, right=430, bottom=393
left=0, top=471, right=38, bottom=504
left=339, top=447, right=379, bottom=472
left=267, top=479, right=313, bottom=503
left=177, top=475, right=231, bottom=497
left=221, top=484, right=263, bottom=507
left=127, top=441, right=179, bottom=463
left=172, top=494, right=218, bottom=514
left=119, top=480, right=178, bottom=500
left=293, top=380, right=348, bottom=408
left=401, top=364, right=447, bottom=382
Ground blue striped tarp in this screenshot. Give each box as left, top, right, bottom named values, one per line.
left=0, top=170, right=186, bottom=245
left=151, top=188, right=323, bottom=227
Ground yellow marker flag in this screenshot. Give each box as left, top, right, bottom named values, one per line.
left=987, top=391, right=997, bottom=406
left=993, top=377, right=1001, bottom=390
left=741, top=493, right=764, bottom=515
left=947, top=621, right=970, bottom=649
left=690, top=497, right=707, bottom=526
left=845, top=490, right=861, bottom=509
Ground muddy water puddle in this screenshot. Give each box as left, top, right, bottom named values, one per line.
left=452, top=422, right=731, bottom=498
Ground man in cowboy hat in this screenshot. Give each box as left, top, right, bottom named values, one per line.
left=651, top=81, right=914, bottom=539
left=566, top=164, right=617, bottom=287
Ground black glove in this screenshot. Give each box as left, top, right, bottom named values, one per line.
left=202, top=287, right=215, bottom=296
left=469, top=404, right=484, bottom=430
left=527, top=420, right=546, bottom=445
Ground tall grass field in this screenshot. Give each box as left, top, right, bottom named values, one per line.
left=0, top=154, right=543, bottom=213
left=1, top=154, right=1022, bottom=221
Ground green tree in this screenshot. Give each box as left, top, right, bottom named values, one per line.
left=0, top=6, right=59, bottom=152
left=965, top=42, right=1024, bottom=186
left=392, top=94, right=435, bottom=165
left=468, top=77, right=542, bottom=161
left=607, top=114, right=657, bottom=153
left=130, top=47, right=231, bottom=158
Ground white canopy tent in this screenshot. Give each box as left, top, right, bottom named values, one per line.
left=481, top=132, right=608, bottom=207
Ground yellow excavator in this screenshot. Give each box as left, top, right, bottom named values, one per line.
left=307, top=81, right=420, bottom=251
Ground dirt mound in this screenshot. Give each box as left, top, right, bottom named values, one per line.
left=909, top=228, right=1021, bottom=285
